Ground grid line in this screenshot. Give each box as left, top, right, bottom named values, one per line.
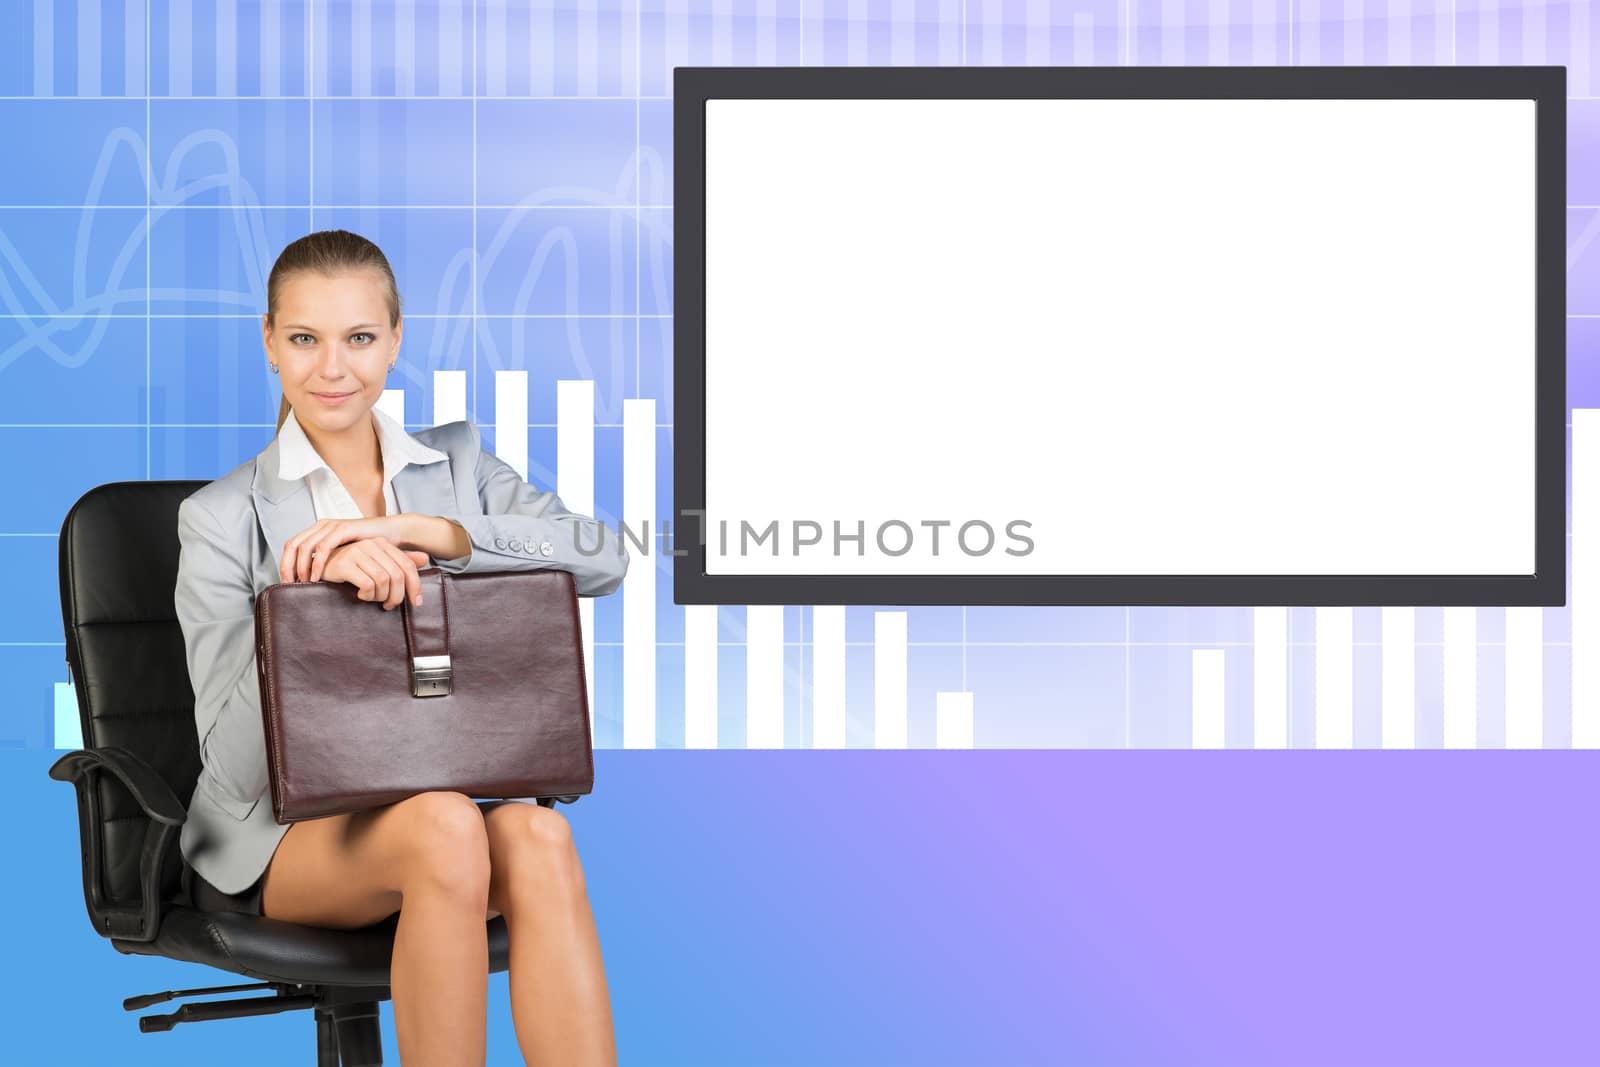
left=473, top=0, right=477, bottom=428
left=144, top=0, right=150, bottom=481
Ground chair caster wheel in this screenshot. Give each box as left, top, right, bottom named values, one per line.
left=555, top=795, right=580, bottom=804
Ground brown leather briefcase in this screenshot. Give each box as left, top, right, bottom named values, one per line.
left=253, top=565, right=594, bottom=823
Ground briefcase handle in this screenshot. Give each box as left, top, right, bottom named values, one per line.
left=402, top=567, right=452, bottom=698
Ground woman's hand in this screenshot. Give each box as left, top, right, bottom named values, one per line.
left=280, top=515, right=414, bottom=584
left=316, top=538, right=434, bottom=611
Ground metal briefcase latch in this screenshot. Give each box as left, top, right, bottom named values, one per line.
left=411, top=654, right=453, bottom=697
left=402, top=569, right=453, bottom=698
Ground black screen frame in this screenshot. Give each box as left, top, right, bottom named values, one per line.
left=673, top=65, right=1567, bottom=607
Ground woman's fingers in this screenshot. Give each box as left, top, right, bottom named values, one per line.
left=361, top=541, right=410, bottom=610
left=351, top=542, right=395, bottom=608
left=281, top=519, right=335, bottom=583
left=373, top=539, right=424, bottom=608
left=339, top=550, right=383, bottom=605
left=308, top=522, right=360, bottom=584
left=280, top=518, right=399, bottom=584
left=312, top=540, right=438, bottom=610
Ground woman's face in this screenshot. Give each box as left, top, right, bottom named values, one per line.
left=264, top=269, right=401, bottom=435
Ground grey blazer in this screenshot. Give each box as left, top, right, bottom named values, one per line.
left=173, top=418, right=629, bottom=893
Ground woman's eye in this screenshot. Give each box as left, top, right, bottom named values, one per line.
left=290, top=333, right=314, bottom=344
left=351, top=332, right=374, bottom=344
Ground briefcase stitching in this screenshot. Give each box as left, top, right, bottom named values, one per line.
left=255, top=588, right=289, bottom=823
left=439, top=567, right=451, bottom=661
left=564, top=571, right=595, bottom=784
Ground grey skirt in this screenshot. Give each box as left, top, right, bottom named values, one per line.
left=181, top=860, right=264, bottom=917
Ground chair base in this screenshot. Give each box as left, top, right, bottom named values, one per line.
left=128, top=980, right=390, bottom=1066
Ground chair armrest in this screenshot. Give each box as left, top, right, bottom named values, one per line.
left=49, top=746, right=188, bottom=942
left=50, top=747, right=187, bottom=824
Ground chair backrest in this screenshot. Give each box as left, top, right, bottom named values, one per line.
left=59, top=480, right=209, bottom=905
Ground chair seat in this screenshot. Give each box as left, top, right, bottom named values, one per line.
left=110, top=906, right=511, bottom=987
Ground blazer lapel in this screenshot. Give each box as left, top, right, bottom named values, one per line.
left=392, top=459, right=462, bottom=524
left=251, top=432, right=317, bottom=581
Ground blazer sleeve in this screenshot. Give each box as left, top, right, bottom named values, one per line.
left=173, top=494, right=270, bottom=815
left=430, top=420, right=630, bottom=598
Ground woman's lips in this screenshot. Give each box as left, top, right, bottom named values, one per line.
left=312, top=391, right=355, bottom=405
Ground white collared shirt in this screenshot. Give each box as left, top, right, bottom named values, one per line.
left=277, top=404, right=449, bottom=520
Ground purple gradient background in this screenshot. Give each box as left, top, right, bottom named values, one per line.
left=584, top=751, right=1600, bottom=1066
left=8, top=748, right=1597, bottom=1064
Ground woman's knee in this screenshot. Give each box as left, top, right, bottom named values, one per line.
left=485, top=803, right=584, bottom=896
left=393, top=791, right=492, bottom=903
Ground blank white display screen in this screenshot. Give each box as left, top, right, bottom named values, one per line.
left=702, top=98, right=1537, bottom=577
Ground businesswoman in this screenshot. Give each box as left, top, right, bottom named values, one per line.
left=172, top=229, right=627, bottom=1067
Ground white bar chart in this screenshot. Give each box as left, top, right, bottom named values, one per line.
left=494, top=371, right=529, bottom=480
left=433, top=370, right=467, bottom=426
left=1576, top=409, right=1598, bottom=748
left=1442, top=606, right=1477, bottom=748
left=1381, top=607, right=1417, bottom=748
left=376, top=387, right=406, bottom=426
left=381, top=370, right=1575, bottom=753
left=746, top=605, right=784, bottom=748
left=684, top=604, right=719, bottom=748
left=558, top=380, right=597, bottom=726
left=1315, top=607, right=1354, bottom=748
left=1192, top=649, right=1225, bottom=749
left=812, top=605, right=846, bottom=748
left=53, top=681, right=80, bottom=750
left=874, top=611, right=907, bottom=748
left=1505, top=605, right=1543, bottom=748
left=623, top=398, right=656, bottom=748
left=1252, top=607, right=1287, bottom=748
left=936, top=691, right=974, bottom=749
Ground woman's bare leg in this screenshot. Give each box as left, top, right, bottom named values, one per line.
left=483, top=802, right=617, bottom=1067
left=260, top=791, right=493, bottom=1066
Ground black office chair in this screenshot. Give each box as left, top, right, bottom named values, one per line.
left=48, top=480, right=560, bottom=1065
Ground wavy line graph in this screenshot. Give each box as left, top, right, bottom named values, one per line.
left=0, top=120, right=673, bottom=408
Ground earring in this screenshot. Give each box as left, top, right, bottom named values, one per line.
left=269, top=364, right=279, bottom=375
left=388, top=364, right=396, bottom=375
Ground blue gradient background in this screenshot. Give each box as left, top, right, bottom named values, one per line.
left=1, top=0, right=1597, bottom=1063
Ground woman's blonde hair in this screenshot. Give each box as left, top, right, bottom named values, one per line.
left=267, top=229, right=402, bottom=433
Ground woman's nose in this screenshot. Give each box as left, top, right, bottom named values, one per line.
left=316, top=347, right=350, bottom=376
